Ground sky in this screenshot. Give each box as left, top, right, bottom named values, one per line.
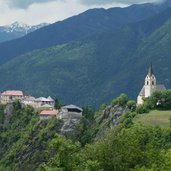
left=0, top=0, right=164, bottom=26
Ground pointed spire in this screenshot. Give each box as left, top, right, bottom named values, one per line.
left=148, top=63, right=153, bottom=76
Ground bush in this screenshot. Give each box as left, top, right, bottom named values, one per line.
left=143, top=90, right=171, bottom=110
left=127, top=100, right=136, bottom=111
left=121, top=112, right=137, bottom=128
left=111, top=94, right=128, bottom=107
left=136, top=104, right=149, bottom=114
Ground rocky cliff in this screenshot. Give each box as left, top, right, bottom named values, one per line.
left=95, top=105, right=130, bottom=139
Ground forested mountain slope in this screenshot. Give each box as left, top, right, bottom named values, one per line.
left=0, top=7, right=171, bottom=106
left=0, top=2, right=169, bottom=65
left=1, top=95, right=171, bottom=171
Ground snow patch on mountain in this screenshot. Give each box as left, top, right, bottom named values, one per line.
left=0, top=22, right=49, bottom=34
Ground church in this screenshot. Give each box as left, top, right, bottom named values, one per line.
left=137, top=64, right=166, bottom=105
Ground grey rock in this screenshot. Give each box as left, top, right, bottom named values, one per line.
left=95, top=105, right=130, bottom=140
left=60, top=118, right=80, bottom=134
left=3, top=103, right=14, bottom=127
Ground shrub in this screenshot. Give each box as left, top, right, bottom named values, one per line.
left=127, top=100, right=136, bottom=111
left=136, top=104, right=149, bottom=114
left=111, top=94, right=128, bottom=107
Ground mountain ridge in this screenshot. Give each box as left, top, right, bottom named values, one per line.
left=0, top=2, right=171, bottom=107
left=0, top=2, right=170, bottom=65
left=0, top=8, right=171, bottom=107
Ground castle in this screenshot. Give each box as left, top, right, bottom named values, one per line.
left=137, top=64, right=166, bottom=105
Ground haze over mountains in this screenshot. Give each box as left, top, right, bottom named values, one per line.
left=0, top=0, right=171, bottom=107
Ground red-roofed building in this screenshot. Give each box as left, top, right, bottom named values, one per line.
left=39, top=109, right=59, bottom=119
left=0, top=90, right=29, bottom=104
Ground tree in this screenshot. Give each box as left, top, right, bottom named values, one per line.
left=80, top=124, right=170, bottom=171
left=126, top=100, right=136, bottom=111
left=136, top=104, right=149, bottom=114
left=111, top=94, right=128, bottom=107
left=54, top=98, right=62, bottom=109
left=142, top=90, right=171, bottom=110
left=37, top=134, right=81, bottom=171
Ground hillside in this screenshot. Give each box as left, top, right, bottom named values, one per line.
left=0, top=2, right=169, bottom=65
left=134, top=110, right=171, bottom=128
left=0, top=7, right=171, bottom=107
left=0, top=27, right=142, bottom=107
left=0, top=103, right=63, bottom=170
left=0, top=99, right=127, bottom=170
left=1, top=96, right=171, bottom=171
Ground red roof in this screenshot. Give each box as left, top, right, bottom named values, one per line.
left=40, top=110, right=58, bottom=116
left=1, top=90, right=28, bottom=96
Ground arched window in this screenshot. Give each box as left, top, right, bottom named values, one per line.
left=152, top=81, right=154, bottom=85
left=147, top=81, right=149, bottom=85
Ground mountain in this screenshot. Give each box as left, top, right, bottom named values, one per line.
left=0, top=2, right=170, bottom=65
left=0, top=6, right=171, bottom=107
left=0, top=2, right=170, bottom=107
left=0, top=22, right=49, bottom=43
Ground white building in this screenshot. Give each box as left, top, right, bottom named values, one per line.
left=0, top=90, right=29, bottom=104
left=137, top=64, right=166, bottom=105
left=23, top=96, right=55, bottom=109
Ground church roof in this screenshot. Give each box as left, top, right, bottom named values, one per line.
left=148, top=63, right=154, bottom=76
left=139, top=86, right=145, bottom=96
left=138, top=85, right=166, bottom=96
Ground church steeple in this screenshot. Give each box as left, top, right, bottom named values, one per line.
left=137, top=63, right=166, bottom=105
left=148, top=63, right=153, bottom=76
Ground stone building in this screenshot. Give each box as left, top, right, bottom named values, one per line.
left=59, top=104, right=83, bottom=120
left=59, top=104, right=83, bottom=133
left=137, top=64, right=166, bottom=105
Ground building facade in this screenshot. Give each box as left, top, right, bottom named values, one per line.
left=22, top=96, right=55, bottom=109
left=0, top=90, right=28, bottom=104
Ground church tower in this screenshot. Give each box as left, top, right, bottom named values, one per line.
left=144, top=64, right=156, bottom=97
left=137, top=63, right=166, bottom=105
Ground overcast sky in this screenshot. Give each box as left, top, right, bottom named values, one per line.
left=0, top=0, right=164, bottom=26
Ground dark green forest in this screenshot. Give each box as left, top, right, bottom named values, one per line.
left=1, top=92, right=171, bottom=171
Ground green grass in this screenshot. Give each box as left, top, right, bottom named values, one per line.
left=134, top=110, right=171, bottom=128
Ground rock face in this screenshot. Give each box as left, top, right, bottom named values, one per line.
left=60, top=119, right=80, bottom=134
left=96, top=105, right=130, bottom=139
left=3, top=103, right=14, bottom=127
left=59, top=107, right=82, bottom=134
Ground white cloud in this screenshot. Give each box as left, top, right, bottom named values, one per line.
left=6, top=0, right=57, bottom=8
left=0, top=0, right=165, bottom=26
left=80, top=0, right=163, bottom=5
left=0, top=0, right=87, bottom=25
